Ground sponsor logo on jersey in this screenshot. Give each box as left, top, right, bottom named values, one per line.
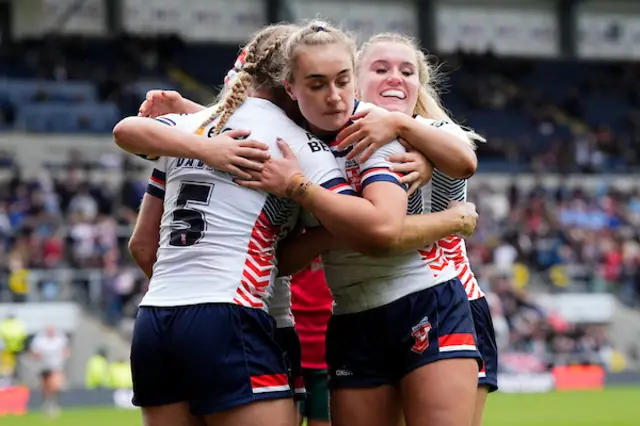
left=410, top=316, right=432, bottom=354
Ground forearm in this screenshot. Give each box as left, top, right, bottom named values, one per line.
left=276, top=227, right=335, bottom=276
left=394, top=113, right=477, bottom=179
left=129, top=241, right=157, bottom=278
left=180, top=98, right=206, bottom=114
left=368, top=209, right=464, bottom=256
left=113, top=116, right=203, bottom=158
left=289, top=178, right=402, bottom=249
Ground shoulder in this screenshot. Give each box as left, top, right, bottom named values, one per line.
left=414, top=115, right=484, bottom=145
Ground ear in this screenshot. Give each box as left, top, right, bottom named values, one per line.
left=283, top=80, right=296, bottom=101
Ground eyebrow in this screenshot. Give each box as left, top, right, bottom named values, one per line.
left=304, top=69, right=350, bottom=79
left=372, top=59, right=416, bottom=68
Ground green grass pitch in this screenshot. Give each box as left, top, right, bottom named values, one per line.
left=1, top=387, right=639, bottom=425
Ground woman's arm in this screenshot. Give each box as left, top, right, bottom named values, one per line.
left=113, top=116, right=270, bottom=179
left=336, top=108, right=477, bottom=179
left=395, top=114, right=477, bottom=179
left=239, top=139, right=407, bottom=250
left=276, top=202, right=477, bottom=275
left=129, top=193, right=163, bottom=278
left=276, top=227, right=337, bottom=276
left=138, top=90, right=206, bottom=117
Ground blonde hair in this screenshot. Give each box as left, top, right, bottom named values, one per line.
left=356, top=33, right=485, bottom=147
left=198, top=24, right=296, bottom=135
left=280, top=20, right=357, bottom=84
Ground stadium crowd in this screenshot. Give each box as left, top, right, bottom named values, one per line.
left=0, top=158, right=636, bottom=371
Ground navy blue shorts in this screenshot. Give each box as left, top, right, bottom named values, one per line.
left=470, top=297, right=499, bottom=392
left=326, top=278, right=482, bottom=389
left=130, top=303, right=292, bottom=414
left=274, top=326, right=306, bottom=401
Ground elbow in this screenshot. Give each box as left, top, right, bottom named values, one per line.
left=113, top=116, right=138, bottom=152
left=460, top=157, right=478, bottom=179
left=449, top=153, right=478, bottom=179
left=358, top=222, right=400, bottom=256
left=128, top=236, right=155, bottom=266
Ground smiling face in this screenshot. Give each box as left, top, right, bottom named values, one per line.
left=284, top=44, right=356, bottom=134
left=357, top=41, right=420, bottom=116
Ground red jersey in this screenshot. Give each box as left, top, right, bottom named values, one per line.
left=291, top=257, right=333, bottom=369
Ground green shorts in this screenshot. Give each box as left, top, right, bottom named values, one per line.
left=299, top=368, right=329, bottom=421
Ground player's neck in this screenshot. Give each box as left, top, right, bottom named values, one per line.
left=252, top=89, right=272, bottom=102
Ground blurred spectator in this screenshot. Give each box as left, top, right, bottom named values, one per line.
left=85, top=347, right=109, bottom=389
left=0, top=314, right=27, bottom=379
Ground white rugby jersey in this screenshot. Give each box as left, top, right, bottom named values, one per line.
left=410, top=115, right=485, bottom=301
left=270, top=276, right=295, bottom=328
left=318, top=101, right=458, bottom=315
left=141, top=98, right=352, bottom=309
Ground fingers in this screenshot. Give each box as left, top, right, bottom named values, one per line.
left=145, top=90, right=164, bottom=101
left=225, top=128, right=252, bottom=139
left=390, top=162, right=414, bottom=174
left=234, top=179, right=264, bottom=190
left=349, top=109, right=370, bottom=121
left=231, top=157, right=265, bottom=172
left=238, top=139, right=270, bottom=151
left=407, top=181, right=421, bottom=196
left=345, top=134, right=371, bottom=161
left=399, top=171, right=420, bottom=185
left=161, top=90, right=181, bottom=100
left=397, top=137, right=412, bottom=150
left=239, top=169, right=262, bottom=180
left=336, top=122, right=361, bottom=149
left=340, top=128, right=366, bottom=154
left=276, top=138, right=295, bottom=158
left=387, top=153, right=414, bottom=164
left=226, top=165, right=253, bottom=180
left=357, top=142, right=378, bottom=163
left=235, top=147, right=271, bottom=162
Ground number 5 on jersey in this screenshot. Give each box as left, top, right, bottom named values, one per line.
left=170, top=182, right=213, bottom=247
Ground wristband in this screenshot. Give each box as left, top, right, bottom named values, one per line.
left=285, top=173, right=314, bottom=202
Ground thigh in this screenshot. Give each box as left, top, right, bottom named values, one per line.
left=142, top=403, right=206, bottom=426
left=472, top=387, right=489, bottom=426
left=301, top=369, right=330, bottom=422
left=131, top=307, right=185, bottom=407
left=400, top=358, right=477, bottom=426
left=203, top=398, right=296, bottom=426
left=331, top=385, right=401, bottom=426
left=394, top=279, right=482, bottom=380
left=394, top=280, right=481, bottom=426
left=171, top=304, right=293, bottom=415
left=470, top=298, right=499, bottom=393
left=326, top=313, right=391, bottom=390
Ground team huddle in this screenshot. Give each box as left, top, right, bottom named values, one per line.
left=113, top=19, right=498, bottom=426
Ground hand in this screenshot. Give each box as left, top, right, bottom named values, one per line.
left=449, top=201, right=478, bottom=238
left=200, top=129, right=271, bottom=179
left=234, top=138, right=304, bottom=197
left=388, top=150, right=433, bottom=195
left=138, top=90, right=188, bottom=118
left=336, top=108, right=401, bottom=162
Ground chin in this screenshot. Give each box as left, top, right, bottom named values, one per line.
left=320, top=115, right=349, bottom=132
left=378, top=100, right=409, bottom=114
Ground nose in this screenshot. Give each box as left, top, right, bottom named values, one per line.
left=327, top=85, right=341, bottom=104
left=385, top=70, right=403, bottom=85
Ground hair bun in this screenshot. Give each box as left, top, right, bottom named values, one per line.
left=311, top=20, right=329, bottom=32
